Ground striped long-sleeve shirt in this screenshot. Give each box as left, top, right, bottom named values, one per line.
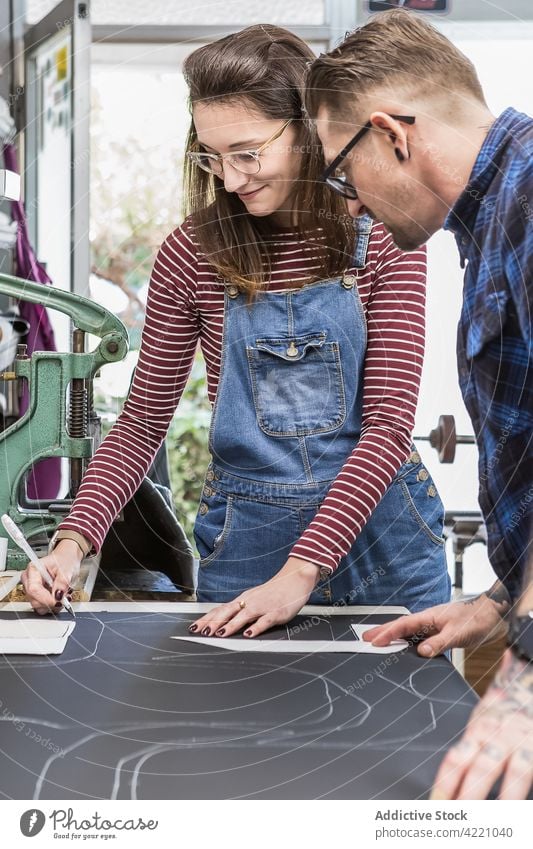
left=59, top=218, right=427, bottom=573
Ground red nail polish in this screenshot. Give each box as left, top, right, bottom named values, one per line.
left=188, top=623, right=198, bottom=633
left=55, top=589, right=64, bottom=601
left=244, top=629, right=252, bottom=637
left=216, top=628, right=225, bottom=636
left=202, top=626, right=211, bottom=636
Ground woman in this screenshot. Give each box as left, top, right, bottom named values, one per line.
left=22, top=25, right=450, bottom=636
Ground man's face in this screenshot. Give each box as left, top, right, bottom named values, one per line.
left=316, top=105, right=440, bottom=251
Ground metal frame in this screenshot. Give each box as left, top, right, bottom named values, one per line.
left=70, top=2, right=90, bottom=299
left=88, top=2, right=354, bottom=49
left=24, top=0, right=91, bottom=297
left=92, top=23, right=332, bottom=45
left=0, top=1, right=25, bottom=296
left=88, top=0, right=533, bottom=60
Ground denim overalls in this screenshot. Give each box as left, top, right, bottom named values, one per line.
left=194, top=219, right=450, bottom=611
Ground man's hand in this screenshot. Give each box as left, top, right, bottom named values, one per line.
left=431, top=649, right=533, bottom=799
left=190, top=557, right=320, bottom=638
left=363, top=594, right=509, bottom=657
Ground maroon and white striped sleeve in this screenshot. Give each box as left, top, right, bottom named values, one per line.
left=290, top=234, right=427, bottom=572
left=58, top=225, right=201, bottom=553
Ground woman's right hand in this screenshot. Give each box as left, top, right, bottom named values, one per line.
left=21, top=539, right=84, bottom=615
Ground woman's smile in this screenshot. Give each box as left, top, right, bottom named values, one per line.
left=237, top=185, right=267, bottom=201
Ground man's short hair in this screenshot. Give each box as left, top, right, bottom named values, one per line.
left=305, top=9, right=486, bottom=121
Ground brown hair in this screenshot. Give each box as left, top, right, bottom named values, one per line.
left=183, top=24, right=354, bottom=297
left=304, top=9, right=487, bottom=122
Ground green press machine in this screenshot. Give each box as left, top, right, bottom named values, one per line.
left=0, top=273, right=129, bottom=570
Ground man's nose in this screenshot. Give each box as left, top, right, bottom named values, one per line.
left=346, top=197, right=366, bottom=218
left=222, top=161, right=250, bottom=194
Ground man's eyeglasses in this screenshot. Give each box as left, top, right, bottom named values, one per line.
left=322, top=115, right=416, bottom=199
left=187, top=119, right=293, bottom=177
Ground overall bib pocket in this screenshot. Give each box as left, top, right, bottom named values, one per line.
left=246, top=332, right=346, bottom=436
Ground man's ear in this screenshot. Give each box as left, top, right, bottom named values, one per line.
left=369, top=112, right=410, bottom=161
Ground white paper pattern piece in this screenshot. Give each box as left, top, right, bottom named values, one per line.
left=0, top=619, right=76, bottom=655
left=351, top=623, right=408, bottom=650
left=172, top=634, right=408, bottom=654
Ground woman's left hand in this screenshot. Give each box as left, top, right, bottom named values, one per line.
left=190, top=557, right=320, bottom=638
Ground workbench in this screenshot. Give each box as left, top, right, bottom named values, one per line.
left=0, top=602, right=477, bottom=800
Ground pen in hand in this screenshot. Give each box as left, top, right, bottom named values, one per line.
left=0, top=514, right=76, bottom=618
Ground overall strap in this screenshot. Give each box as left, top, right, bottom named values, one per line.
left=352, top=213, right=373, bottom=269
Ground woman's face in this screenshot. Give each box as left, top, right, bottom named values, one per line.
left=193, top=101, right=302, bottom=221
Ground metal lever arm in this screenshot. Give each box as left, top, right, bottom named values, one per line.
left=0, top=273, right=126, bottom=340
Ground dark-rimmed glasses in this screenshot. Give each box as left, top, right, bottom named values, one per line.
left=187, top=119, right=293, bottom=177
left=322, top=115, right=416, bottom=199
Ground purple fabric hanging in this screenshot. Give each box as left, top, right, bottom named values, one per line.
left=3, top=143, right=61, bottom=500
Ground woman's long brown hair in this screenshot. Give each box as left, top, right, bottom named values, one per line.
left=183, top=24, right=355, bottom=298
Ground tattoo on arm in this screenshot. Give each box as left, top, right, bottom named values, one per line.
left=492, top=651, right=533, bottom=720
left=463, top=580, right=511, bottom=615
left=486, top=580, right=512, bottom=609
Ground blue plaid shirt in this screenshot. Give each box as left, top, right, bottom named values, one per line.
left=445, top=107, right=533, bottom=602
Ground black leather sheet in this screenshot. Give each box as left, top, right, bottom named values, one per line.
left=0, top=611, right=477, bottom=800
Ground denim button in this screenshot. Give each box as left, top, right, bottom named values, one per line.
left=203, top=486, right=214, bottom=497
left=342, top=274, right=356, bottom=289
left=409, top=451, right=421, bottom=464
left=199, top=503, right=209, bottom=515
left=226, top=285, right=239, bottom=299
left=417, top=469, right=429, bottom=482
left=427, top=485, right=437, bottom=497
left=206, top=469, right=215, bottom=482
left=286, top=341, right=298, bottom=357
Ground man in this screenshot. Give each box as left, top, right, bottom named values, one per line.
left=305, top=8, right=532, bottom=800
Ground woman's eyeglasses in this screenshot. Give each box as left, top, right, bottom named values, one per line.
left=187, top=119, right=293, bottom=177
left=322, top=115, right=415, bottom=199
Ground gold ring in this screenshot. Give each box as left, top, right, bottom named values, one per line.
left=238, top=600, right=246, bottom=610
